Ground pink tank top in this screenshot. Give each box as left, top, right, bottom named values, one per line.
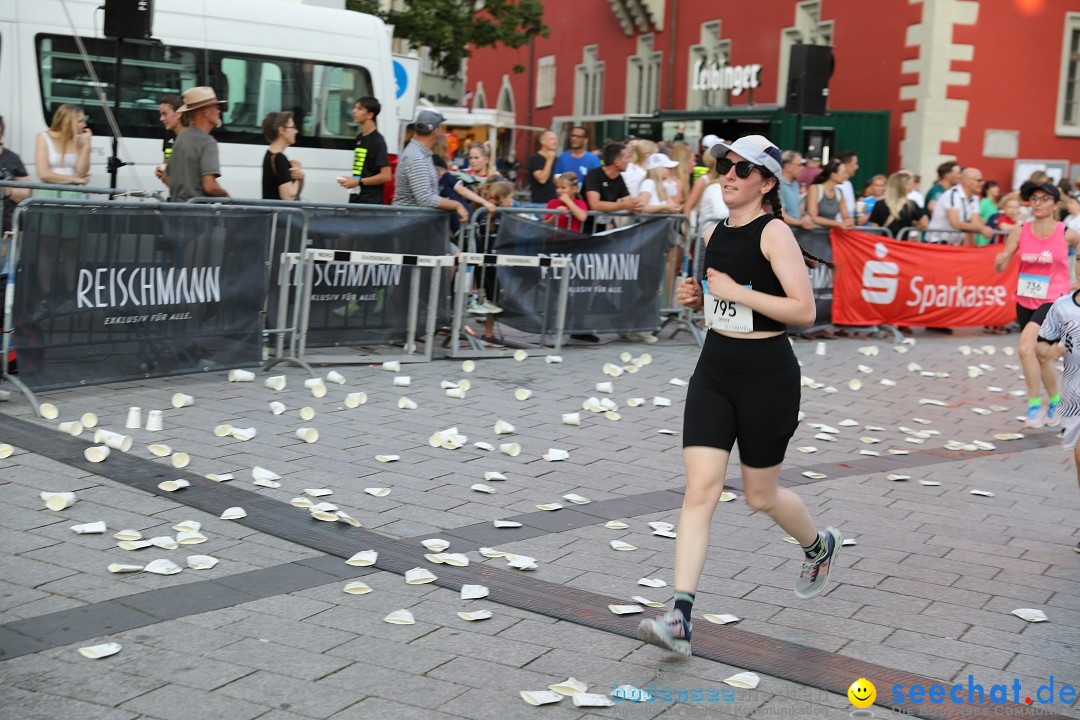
left=1016, top=221, right=1069, bottom=310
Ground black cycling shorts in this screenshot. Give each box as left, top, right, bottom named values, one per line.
left=683, top=331, right=801, bottom=468
left=1017, top=302, right=1053, bottom=328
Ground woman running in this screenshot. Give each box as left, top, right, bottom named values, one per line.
left=994, top=181, right=1080, bottom=428
left=638, top=135, right=842, bottom=656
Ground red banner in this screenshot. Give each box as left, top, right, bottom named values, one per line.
left=832, top=229, right=1019, bottom=327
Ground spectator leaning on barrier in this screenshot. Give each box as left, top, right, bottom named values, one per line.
left=637, top=153, right=683, bottom=214
left=165, top=87, right=228, bottom=202
left=554, top=126, right=600, bottom=184
left=868, top=171, right=928, bottom=239
left=927, top=167, right=993, bottom=246
left=0, top=114, right=30, bottom=238
left=806, top=159, right=853, bottom=232
left=393, top=109, right=468, bottom=224
left=528, top=130, right=559, bottom=204
left=980, top=180, right=1001, bottom=222
left=835, top=150, right=859, bottom=218
left=907, top=173, right=925, bottom=208
left=583, top=141, right=643, bottom=232
left=544, top=171, right=588, bottom=232
left=337, top=96, right=390, bottom=205
left=859, top=174, right=886, bottom=223
left=261, top=111, right=304, bottom=201
left=622, top=139, right=655, bottom=198
left=926, top=161, right=960, bottom=214
left=779, top=150, right=813, bottom=232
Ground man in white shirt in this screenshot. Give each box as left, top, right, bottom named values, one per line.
left=926, top=167, right=994, bottom=245
left=836, top=150, right=859, bottom=217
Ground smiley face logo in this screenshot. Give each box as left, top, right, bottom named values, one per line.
left=848, top=678, right=876, bottom=708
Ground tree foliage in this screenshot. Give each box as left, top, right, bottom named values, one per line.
left=347, top=0, right=548, bottom=77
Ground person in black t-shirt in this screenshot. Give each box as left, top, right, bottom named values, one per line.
left=867, top=171, right=928, bottom=239
left=582, top=142, right=644, bottom=233
left=0, top=113, right=30, bottom=238
left=528, top=130, right=558, bottom=204
left=261, top=111, right=304, bottom=200
left=337, top=96, right=391, bottom=205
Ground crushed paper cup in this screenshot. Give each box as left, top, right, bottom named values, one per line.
left=473, top=442, right=495, bottom=452
left=718, top=492, right=738, bottom=502
left=158, top=479, right=189, bottom=492
left=653, top=396, right=671, bottom=407
left=344, top=392, right=367, bottom=408
left=796, top=447, right=817, bottom=453
left=433, top=553, right=469, bottom=566
left=723, top=672, right=760, bottom=689
left=264, top=375, right=287, bottom=391
left=612, top=685, right=652, bottom=702
left=84, top=446, right=111, bottom=463
left=543, top=448, right=569, bottom=462
left=608, top=604, right=644, bottom=615
left=295, top=427, right=319, bottom=444
left=170, top=452, right=190, bottom=469
left=78, top=643, right=122, bottom=659
left=171, top=393, right=194, bottom=408
left=544, top=355, right=562, bottom=363
left=604, top=411, right=621, bottom=421
left=269, top=401, right=287, bottom=415
left=57, top=421, right=83, bottom=436
left=461, top=584, right=489, bottom=600
left=231, top=427, right=256, bottom=441
left=213, top=424, right=233, bottom=437
left=291, top=497, right=315, bottom=508
left=493, top=519, right=522, bottom=528
left=228, top=369, right=255, bottom=382
left=176, top=530, right=207, bottom=545
left=513, top=349, right=528, bottom=362
left=405, top=567, right=437, bottom=584
left=887, top=474, right=911, bottom=481
left=471, top=483, right=496, bottom=494
left=187, top=555, right=219, bottom=570
left=493, top=419, right=515, bottom=435
left=107, top=563, right=143, bottom=573
left=118, top=539, right=154, bottom=550
left=346, top=550, right=378, bottom=566
left=39, top=402, right=60, bottom=420
left=970, top=489, right=995, bottom=497
left=595, top=381, right=614, bottom=394
left=343, top=580, right=373, bottom=594
left=536, top=503, right=562, bottom=511
left=653, top=529, right=677, bottom=539
left=919, top=479, right=940, bottom=486
left=479, top=547, right=507, bottom=558
left=610, top=540, right=637, bottom=551
left=364, top=487, right=392, bottom=496
left=383, top=361, right=402, bottom=372
left=498, top=443, right=521, bottom=457
left=206, top=473, right=233, bottom=482
left=374, top=455, right=399, bottom=463
left=632, top=596, right=665, bottom=608
left=252, top=466, right=281, bottom=482
left=172, top=520, right=201, bottom=532
left=703, top=613, right=741, bottom=624
left=638, top=578, right=667, bottom=588
left=648, top=521, right=673, bottom=532
left=397, top=397, right=418, bottom=410
left=572, top=693, right=614, bottom=708
left=421, top=538, right=450, bottom=552
left=0, top=443, right=14, bottom=459
left=658, top=429, right=680, bottom=435
left=1012, top=608, right=1048, bottom=623
left=483, top=472, right=507, bottom=482
left=514, top=388, right=532, bottom=401
left=325, top=370, right=346, bottom=385
left=457, top=609, right=493, bottom=622
left=143, top=559, right=183, bottom=575
left=669, top=378, right=689, bottom=386
left=507, top=556, right=538, bottom=570
left=113, top=529, right=141, bottom=541
left=392, top=376, right=411, bottom=387
left=383, top=609, right=415, bottom=625
left=147, top=444, right=172, bottom=458
left=521, top=691, right=563, bottom=706
left=253, top=478, right=281, bottom=489
left=70, top=520, right=106, bottom=534
left=604, top=520, right=629, bottom=530
left=304, top=488, right=333, bottom=497
left=582, top=397, right=603, bottom=412
left=562, top=493, right=590, bottom=504
left=310, top=508, right=339, bottom=522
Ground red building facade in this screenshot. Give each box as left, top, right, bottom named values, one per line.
left=466, top=0, right=1080, bottom=191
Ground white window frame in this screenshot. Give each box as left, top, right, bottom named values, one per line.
left=1056, top=12, right=1080, bottom=137
left=536, top=55, right=556, bottom=108
left=625, top=33, right=661, bottom=115
left=574, top=45, right=604, bottom=116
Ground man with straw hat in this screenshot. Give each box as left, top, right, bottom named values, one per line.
left=164, top=86, right=230, bottom=202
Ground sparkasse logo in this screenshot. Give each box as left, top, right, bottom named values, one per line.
left=861, top=242, right=899, bottom=304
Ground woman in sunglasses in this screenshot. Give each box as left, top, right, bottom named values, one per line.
left=638, top=135, right=842, bottom=657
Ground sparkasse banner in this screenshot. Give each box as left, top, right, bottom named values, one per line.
left=832, top=229, right=1019, bottom=327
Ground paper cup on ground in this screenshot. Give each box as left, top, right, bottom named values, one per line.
left=457, top=379, right=472, bottom=391
left=158, top=479, right=189, bottom=492
left=147, top=444, right=172, bottom=458
left=392, top=376, right=411, bottom=387
left=228, top=369, right=255, bottom=382
left=78, top=412, right=98, bottom=429
left=124, top=407, right=141, bottom=429
left=57, top=421, right=83, bottom=436
left=264, top=375, right=287, bottom=391
left=461, top=360, right=476, bottom=373
left=269, top=401, right=286, bottom=415
left=595, top=381, right=614, bottom=394
left=84, top=445, right=110, bottom=463
left=176, top=530, right=207, bottom=545
left=220, top=506, right=246, bottom=520
left=498, top=443, right=521, bottom=457
left=107, top=563, right=143, bottom=573
left=397, top=397, right=417, bottom=410
left=562, top=413, right=581, bottom=426
left=78, top=643, right=122, bottom=659
left=543, top=448, right=570, bottom=461
left=325, top=370, right=346, bottom=384
left=383, top=609, right=414, bottom=624
left=213, top=424, right=233, bottom=437
left=40, top=491, right=77, bottom=511
left=544, top=355, right=562, bottom=363
left=445, top=387, right=466, bottom=399
left=295, top=427, right=319, bottom=443
left=101, top=433, right=132, bottom=452
left=815, top=341, right=826, bottom=355
left=170, top=452, right=190, bottom=469
left=300, top=406, right=316, bottom=420
left=186, top=555, right=219, bottom=570
left=514, top=388, right=532, bottom=401
left=346, top=550, right=378, bottom=566
left=494, top=419, right=515, bottom=435
left=143, top=559, right=183, bottom=575
left=513, top=349, right=528, bottom=361
left=71, top=520, right=106, bottom=534
left=39, top=403, right=59, bottom=420
left=171, top=393, right=194, bottom=408
left=383, top=361, right=401, bottom=372
left=231, top=427, right=256, bottom=441
left=344, top=392, right=367, bottom=408
left=145, top=410, right=164, bottom=432
left=309, top=383, right=327, bottom=398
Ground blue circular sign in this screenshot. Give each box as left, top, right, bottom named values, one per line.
left=393, top=60, right=408, bottom=100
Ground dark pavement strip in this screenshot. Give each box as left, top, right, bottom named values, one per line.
left=0, top=413, right=1067, bottom=720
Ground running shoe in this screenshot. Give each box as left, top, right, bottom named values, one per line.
left=478, top=334, right=505, bottom=348
left=1046, top=401, right=1061, bottom=427
left=467, top=297, right=486, bottom=315
left=794, top=527, right=842, bottom=600
left=1026, top=404, right=1046, bottom=429
left=479, top=300, right=504, bottom=314
left=637, top=609, right=692, bottom=656
left=623, top=331, right=658, bottom=344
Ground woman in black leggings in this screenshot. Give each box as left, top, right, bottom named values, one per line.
left=638, top=135, right=843, bottom=656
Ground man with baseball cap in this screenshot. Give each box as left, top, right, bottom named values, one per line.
left=163, top=86, right=229, bottom=202
left=393, top=109, right=468, bottom=223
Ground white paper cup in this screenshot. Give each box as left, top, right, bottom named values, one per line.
left=544, top=355, right=562, bottom=363
left=57, top=421, right=83, bottom=436
left=461, top=360, right=476, bottom=373
left=171, top=452, right=190, bottom=469
left=457, top=379, right=472, bottom=391
left=102, top=434, right=133, bottom=452
left=295, top=427, right=319, bottom=443
left=70, top=520, right=106, bottom=534
left=39, top=403, right=59, bottom=420
left=815, top=341, right=826, bottom=356
left=300, top=406, right=316, bottom=420
left=445, top=387, right=466, bottom=399
left=80, top=412, right=99, bottom=428
left=304, top=377, right=324, bottom=390
left=498, top=442, right=521, bottom=457
left=383, top=361, right=401, bottom=372
left=228, top=369, right=255, bottom=382
left=325, top=370, right=346, bottom=385
left=269, top=401, right=286, bottom=415
left=158, top=479, right=189, bottom=492
left=344, top=393, right=366, bottom=408
left=494, top=420, right=515, bottom=435
left=171, top=393, right=194, bottom=408
left=147, top=444, right=172, bottom=457
left=595, top=382, right=614, bottom=394
left=145, top=410, right=164, bottom=432
left=264, top=375, right=287, bottom=391
left=0, top=389, right=10, bottom=401
left=213, top=424, right=233, bottom=437
left=310, top=383, right=327, bottom=398
left=562, top=413, right=581, bottom=426
left=398, top=397, right=417, bottom=410
left=514, top=388, right=532, bottom=401
left=513, top=349, right=528, bottom=361
left=393, top=376, right=411, bottom=387
left=84, top=446, right=110, bottom=463
left=0, top=443, right=13, bottom=459
left=125, top=407, right=142, bottom=429
left=41, top=491, right=76, bottom=510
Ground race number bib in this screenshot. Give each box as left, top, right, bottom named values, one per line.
left=703, top=280, right=753, bottom=333
left=1018, top=273, right=1050, bottom=300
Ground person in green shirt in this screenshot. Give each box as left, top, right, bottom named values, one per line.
left=925, top=160, right=960, bottom=213
left=979, top=180, right=1001, bottom=222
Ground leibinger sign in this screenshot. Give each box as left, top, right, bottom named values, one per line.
left=691, top=60, right=762, bottom=96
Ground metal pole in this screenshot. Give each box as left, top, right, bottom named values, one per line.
left=109, top=38, right=123, bottom=190
left=405, top=265, right=420, bottom=355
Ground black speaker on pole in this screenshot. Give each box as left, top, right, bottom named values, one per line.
left=785, top=44, right=834, bottom=116
left=104, top=0, right=154, bottom=40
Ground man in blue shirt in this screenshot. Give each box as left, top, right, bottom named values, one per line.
left=554, top=126, right=600, bottom=183
left=779, top=150, right=813, bottom=231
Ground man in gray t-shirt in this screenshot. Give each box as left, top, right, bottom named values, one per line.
left=164, top=87, right=229, bottom=202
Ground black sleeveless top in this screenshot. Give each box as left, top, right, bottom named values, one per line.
left=702, top=214, right=787, bottom=333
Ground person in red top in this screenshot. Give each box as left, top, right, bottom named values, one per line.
left=995, top=181, right=1080, bottom=427
left=544, top=171, right=588, bottom=232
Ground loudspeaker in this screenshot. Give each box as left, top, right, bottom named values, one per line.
left=785, top=44, right=834, bottom=116
left=104, top=0, right=154, bottom=40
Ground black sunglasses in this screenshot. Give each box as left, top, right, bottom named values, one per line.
left=716, top=157, right=766, bottom=178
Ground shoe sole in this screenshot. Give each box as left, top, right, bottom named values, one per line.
left=794, top=527, right=843, bottom=600
left=637, top=619, right=691, bottom=656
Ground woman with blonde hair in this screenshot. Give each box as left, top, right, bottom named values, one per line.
left=465, top=142, right=500, bottom=181
left=867, top=171, right=927, bottom=239
left=622, top=139, right=657, bottom=198
left=637, top=154, right=683, bottom=214
left=668, top=142, right=694, bottom=202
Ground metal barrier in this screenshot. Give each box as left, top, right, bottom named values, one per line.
left=0, top=179, right=164, bottom=201
left=896, top=227, right=1009, bottom=244
left=2, top=198, right=290, bottom=411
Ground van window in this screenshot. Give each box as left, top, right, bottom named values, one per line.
left=36, top=34, right=201, bottom=139
left=210, top=50, right=372, bottom=150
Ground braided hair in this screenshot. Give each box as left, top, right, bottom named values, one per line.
left=761, top=173, right=834, bottom=270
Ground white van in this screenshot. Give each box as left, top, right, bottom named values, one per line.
left=0, top=0, right=400, bottom=202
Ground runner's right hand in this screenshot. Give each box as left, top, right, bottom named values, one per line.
left=676, top=277, right=703, bottom=310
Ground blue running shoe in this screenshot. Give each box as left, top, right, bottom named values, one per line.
left=1046, top=401, right=1061, bottom=427
left=637, top=608, right=692, bottom=656
left=795, top=527, right=842, bottom=599
left=1026, top=403, right=1046, bottom=429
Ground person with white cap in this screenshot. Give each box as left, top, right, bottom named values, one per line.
left=164, top=86, right=229, bottom=202
left=638, top=134, right=841, bottom=658
left=692, top=134, right=722, bottom=183
left=393, top=109, right=468, bottom=224
left=637, top=153, right=683, bottom=214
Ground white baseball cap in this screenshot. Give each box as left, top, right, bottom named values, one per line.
left=644, top=153, right=680, bottom=171
left=709, top=134, right=783, bottom=176
left=701, top=134, right=723, bottom=151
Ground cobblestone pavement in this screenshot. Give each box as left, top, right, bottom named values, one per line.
left=0, top=328, right=1077, bottom=720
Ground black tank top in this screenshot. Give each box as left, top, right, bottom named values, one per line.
left=702, top=214, right=787, bottom=333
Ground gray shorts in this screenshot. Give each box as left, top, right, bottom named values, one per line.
left=1061, top=416, right=1080, bottom=451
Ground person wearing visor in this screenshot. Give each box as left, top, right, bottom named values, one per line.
left=638, top=135, right=842, bottom=657
left=995, top=181, right=1080, bottom=428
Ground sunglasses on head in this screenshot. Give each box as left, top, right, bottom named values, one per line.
left=716, top=158, right=766, bottom=179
